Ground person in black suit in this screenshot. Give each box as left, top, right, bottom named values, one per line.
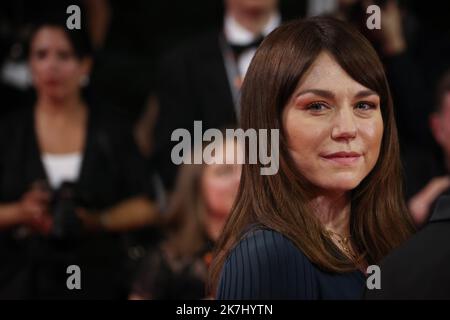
left=407, top=70, right=450, bottom=226
left=365, top=195, right=450, bottom=299
left=153, top=0, right=281, bottom=191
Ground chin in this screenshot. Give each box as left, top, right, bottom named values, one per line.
left=43, top=87, right=70, bottom=99
left=327, top=183, right=359, bottom=192
left=317, top=175, right=363, bottom=192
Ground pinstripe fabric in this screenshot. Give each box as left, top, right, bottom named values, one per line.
left=216, top=228, right=366, bottom=300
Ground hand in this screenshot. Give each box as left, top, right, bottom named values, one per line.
left=17, top=186, right=52, bottom=234
left=76, top=208, right=105, bottom=232
left=408, top=176, right=450, bottom=226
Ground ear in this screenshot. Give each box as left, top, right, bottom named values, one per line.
left=80, top=57, right=93, bottom=76
left=430, top=113, right=445, bottom=145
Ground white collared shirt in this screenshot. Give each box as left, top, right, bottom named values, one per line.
left=42, top=152, right=82, bottom=189
left=224, top=12, right=281, bottom=77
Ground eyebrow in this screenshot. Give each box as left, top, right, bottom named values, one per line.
left=295, top=89, right=378, bottom=99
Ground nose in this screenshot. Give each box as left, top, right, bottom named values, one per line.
left=48, top=56, right=59, bottom=72
left=41, top=53, right=59, bottom=73
left=331, top=106, right=357, bottom=141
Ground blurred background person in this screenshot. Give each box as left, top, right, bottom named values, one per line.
left=0, top=17, right=157, bottom=299
left=152, top=0, right=282, bottom=192
left=0, top=0, right=110, bottom=118
left=365, top=195, right=450, bottom=299
left=408, top=70, right=450, bottom=227
left=129, top=134, right=241, bottom=299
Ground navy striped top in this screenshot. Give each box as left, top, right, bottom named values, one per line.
left=216, top=228, right=366, bottom=300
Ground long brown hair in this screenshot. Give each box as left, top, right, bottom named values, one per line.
left=163, top=161, right=209, bottom=260
left=209, top=17, right=415, bottom=294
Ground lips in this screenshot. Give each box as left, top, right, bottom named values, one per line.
left=44, top=78, right=61, bottom=86
left=320, top=151, right=362, bottom=165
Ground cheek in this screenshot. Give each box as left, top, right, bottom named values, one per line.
left=202, top=178, right=237, bottom=214
left=284, top=109, right=327, bottom=170
left=30, top=60, right=46, bottom=81
left=360, top=116, right=384, bottom=167
left=60, top=62, right=83, bottom=82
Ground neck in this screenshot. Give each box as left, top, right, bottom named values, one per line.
left=36, top=94, right=85, bottom=118
left=228, top=9, right=274, bottom=34
left=310, top=191, right=351, bottom=236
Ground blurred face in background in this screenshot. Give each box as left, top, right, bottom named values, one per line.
left=226, top=0, right=278, bottom=19
left=338, top=0, right=360, bottom=7
left=29, top=26, right=91, bottom=103
left=431, top=92, right=450, bottom=159
left=282, top=51, right=384, bottom=193
left=201, top=139, right=242, bottom=219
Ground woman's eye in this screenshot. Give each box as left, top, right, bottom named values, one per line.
left=355, top=102, right=376, bottom=110
left=306, top=102, right=328, bottom=111
left=34, top=50, right=47, bottom=59
left=58, top=51, right=72, bottom=60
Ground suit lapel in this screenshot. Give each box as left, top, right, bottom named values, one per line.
left=429, top=195, right=450, bottom=222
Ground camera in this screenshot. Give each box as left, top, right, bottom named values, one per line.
left=49, top=181, right=84, bottom=240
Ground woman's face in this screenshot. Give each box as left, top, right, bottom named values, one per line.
left=282, top=51, right=383, bottom=193
left=201, top=140, right=242, bottom=218
left=29, top=26, right=91, bottom=102
left=227, top=0, right=278, bottom=17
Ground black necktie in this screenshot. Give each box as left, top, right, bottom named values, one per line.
left=229, top=35, right=265, bottom=59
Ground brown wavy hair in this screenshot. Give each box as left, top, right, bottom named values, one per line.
left=209, top=16, right=415, bottom=294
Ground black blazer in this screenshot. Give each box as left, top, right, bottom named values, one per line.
left=153, top=30, right=237, bottom=190
left=0, top=105, right=150, bottom=299
left=364, top=195, right=450, bottom=299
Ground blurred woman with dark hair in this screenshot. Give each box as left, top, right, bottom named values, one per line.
left=209, top=17, right=415, bottom=300
left=0, top=18, right=157, bottom=299
left=130, top=135, right=241, bottom=300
